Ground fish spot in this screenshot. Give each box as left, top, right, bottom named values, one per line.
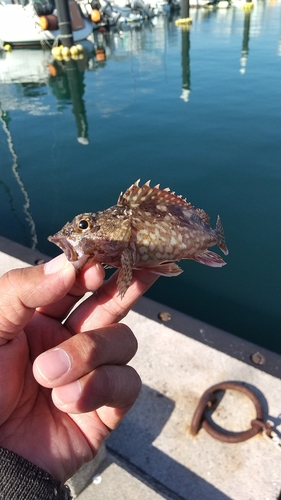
left=137, top=230, right=150, bottom=242
left=139, top=246, right=147, bottom=255
left=160, top=221, right=170, bottom=231
left=155, top=252, right=163, bottom=259
left=141, top=254, right=149, bottom=261
left=156, top=205, right=167, bottom=211
left=164, top=215, right=172, bottom=222
left=149, top=242, right=155, bottom=252
left=165, top=245, right=173, bottom=254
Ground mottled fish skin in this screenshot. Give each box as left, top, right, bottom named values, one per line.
left=48, top=180, right=228, bottom=297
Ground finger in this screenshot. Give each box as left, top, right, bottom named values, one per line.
left=33, top=323, right=137, bottom=388
left=51, top=364, right=141, bottom=415
left=65, top=268, right=158, bottom=334
left=96, top=400, right=136, bottom=431
left=36, top=261, right=105, bottom=320
left=0, top=255, right=75, bottom=345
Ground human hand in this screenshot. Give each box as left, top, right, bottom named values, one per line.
left=0, top=255, right=157, bottom=482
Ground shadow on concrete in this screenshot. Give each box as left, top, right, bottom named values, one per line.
left=106, top=384, right=232, bottom=500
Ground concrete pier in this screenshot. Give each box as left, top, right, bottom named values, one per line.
left=1, top=235, right=280, bottom=500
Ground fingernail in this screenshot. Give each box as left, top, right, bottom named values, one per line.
left=35, top=348, right=71, bottom=381
left=53, top=381, right=82, bottom=406
left=44, top=254, right=69, bottom=275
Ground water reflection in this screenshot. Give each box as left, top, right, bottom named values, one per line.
left=240, top=10, right=251, bottom=74
left=0, top=47, right=92, bottom=142
left=0, top=6, right=268, bottom=118
left=48, top=58, right=89, bottom=144
left=180, top=28, right=191, bottom=102
left=0, top=107, right=38, bottom=248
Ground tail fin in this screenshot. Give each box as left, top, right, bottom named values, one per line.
left=216, top=216, right=229, bottom=255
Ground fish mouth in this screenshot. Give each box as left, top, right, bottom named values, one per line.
left=48, top=233, right=78, bottom=262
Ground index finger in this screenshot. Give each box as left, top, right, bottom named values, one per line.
left=65, top=268, right=158, bottom=334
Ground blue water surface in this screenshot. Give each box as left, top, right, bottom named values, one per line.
left=1, top=2, right=281, bottom=353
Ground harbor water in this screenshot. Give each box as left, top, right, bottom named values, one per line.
left=1, top=1, right=280, bottom=353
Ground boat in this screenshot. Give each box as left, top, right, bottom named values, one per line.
left=0, top=0, right=94, bottom=48
left=79, top=0, right=151, bottom=27
left=111, top=0, right=179, bottom=18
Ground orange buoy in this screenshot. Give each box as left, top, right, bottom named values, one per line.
left=90, top=9, right=101, bottom=23
left=48, top=63, right=57, bottom=77
left=39, top=15, right=58, bottom=31
left=95, top=48, right=105, bottom=62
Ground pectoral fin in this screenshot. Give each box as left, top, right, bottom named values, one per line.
left=117, top=247, right=135, bottom=298
left=193, top=250, right=226, bottom=267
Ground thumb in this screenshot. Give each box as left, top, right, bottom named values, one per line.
left=0, top=254, right=75, bottom=345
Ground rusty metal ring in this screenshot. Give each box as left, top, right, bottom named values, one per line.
left=190, top=381, right=265, bottom=443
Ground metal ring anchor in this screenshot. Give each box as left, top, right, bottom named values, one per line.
left=190, top=381, right=269, bottom=443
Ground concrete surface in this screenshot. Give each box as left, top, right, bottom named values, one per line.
left=113, top=310, right=281, bottom=500
left=67, top=445, right=107, bottom=498
left=78, top=453, right=168, bottom=500
left=0, top=235, right=49, bottom=273
left=1, top=236, right=281, bottom=500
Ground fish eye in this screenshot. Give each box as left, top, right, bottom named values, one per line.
left=78, top=219, right=91, bottom=231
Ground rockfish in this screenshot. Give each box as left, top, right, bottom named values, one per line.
left=48, top=180, right=228, bottom=297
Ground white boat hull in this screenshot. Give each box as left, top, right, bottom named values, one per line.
left=0, top=3, right=93, bottom=47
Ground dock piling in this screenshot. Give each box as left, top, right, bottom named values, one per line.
left=54, top=0, right=74, bottom=48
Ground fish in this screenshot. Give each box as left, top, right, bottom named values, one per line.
left=48, top=180, right=228, bottom=297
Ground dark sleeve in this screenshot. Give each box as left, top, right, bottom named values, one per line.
left=0, top=447, right=72, bottom=500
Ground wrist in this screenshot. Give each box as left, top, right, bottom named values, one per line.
left=0, top=447, right=72, bottom=500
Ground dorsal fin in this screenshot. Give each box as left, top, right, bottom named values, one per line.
left=117, top=180, right=195, bottom=210
left=196, top=208, right=210, bottom=224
